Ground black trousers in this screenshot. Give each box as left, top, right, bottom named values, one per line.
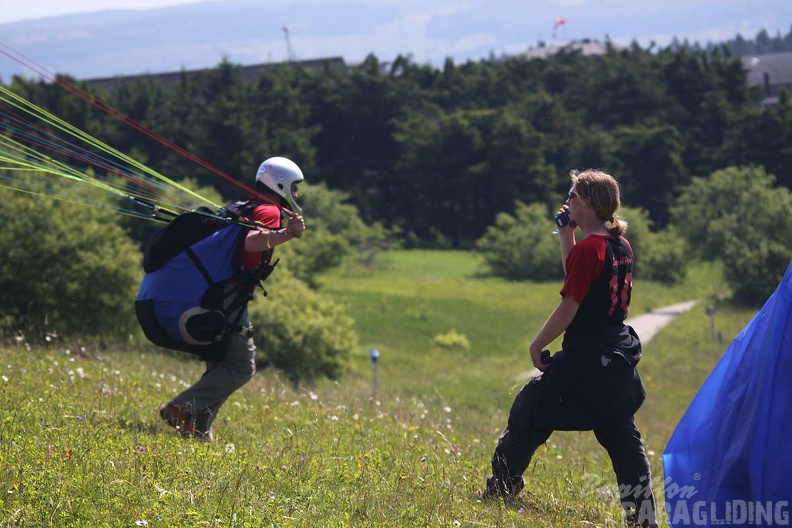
left=488, top=382, right=657, bottom=526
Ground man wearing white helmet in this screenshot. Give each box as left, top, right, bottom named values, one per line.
left=241, top=155, right=306, bottom=272
left=159, top=156, right=306, bottom=441
left=243, top=156, right=306, bottom=256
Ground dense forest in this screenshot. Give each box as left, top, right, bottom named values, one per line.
left=3, top=27, right=791, bottom=251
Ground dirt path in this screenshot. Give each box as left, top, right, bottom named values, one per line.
left=517, top=300, right=698, bottom=380
left=626, top=300, right=698, bottom=343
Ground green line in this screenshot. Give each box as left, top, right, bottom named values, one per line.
left=0, top=181, right=159, bottom=222
left=0, top=85, right=222, bottom=209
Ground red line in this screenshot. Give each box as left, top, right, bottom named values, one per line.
left=1, top=104, right=165, bottom=197
left=0, top=43, right=292, bottom=215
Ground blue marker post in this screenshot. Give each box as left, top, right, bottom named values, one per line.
left=370, top=349, right=380, bottom=395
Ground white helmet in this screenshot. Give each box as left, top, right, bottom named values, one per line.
left=255, top=156, right=304, bottom=214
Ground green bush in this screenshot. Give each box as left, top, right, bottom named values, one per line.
left=0, top=177, right=142, bottom=338
left=671, top=166, right=792, bottom=304
left=248, top=269, right=357, bottom=384
left=476, top=202, right=687, bottom=284
left=640, top=227, right=688, bottom=284
left=475, top=201, right=563, bottom=281
left=621, top=206, right=687, bottom=284
left=277, top=182, right=395, bottom=285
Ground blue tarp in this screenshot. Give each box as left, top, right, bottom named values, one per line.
left=662, top=260, right=792, bottom=527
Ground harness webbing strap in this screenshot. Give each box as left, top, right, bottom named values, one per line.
left=186, top=248, right=213, bottom=286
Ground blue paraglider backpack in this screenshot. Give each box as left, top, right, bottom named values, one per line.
left=135, top=200, right=277, bottom=361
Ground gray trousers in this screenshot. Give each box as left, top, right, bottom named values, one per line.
left=169, top=310, right=256, bottom=432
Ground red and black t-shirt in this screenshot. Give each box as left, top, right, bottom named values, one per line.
left=239, top=199, right=282, bottom=272
left=560, top=235, right=634, bottom=337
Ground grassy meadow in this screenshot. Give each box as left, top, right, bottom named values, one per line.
left=0, top=250, right=758, bottom=527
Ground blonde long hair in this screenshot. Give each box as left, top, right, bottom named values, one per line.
left=571, top=169, right=628, bottom=236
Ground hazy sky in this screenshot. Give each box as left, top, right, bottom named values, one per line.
left=0, top=0, right=788, bottom=80
left=2, top=0, right=787, bottom=34
left=3, top=0, right=411, bottom=24
left=0, top=0, right=205, bottom=24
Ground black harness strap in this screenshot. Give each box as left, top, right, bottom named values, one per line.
left=186, top=248, right=213, bottom=285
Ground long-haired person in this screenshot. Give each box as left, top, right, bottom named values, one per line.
left=483, top=170, right=657, bottom=527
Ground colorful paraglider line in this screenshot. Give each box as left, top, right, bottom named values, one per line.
left=0, top=41, right=294, bottom=220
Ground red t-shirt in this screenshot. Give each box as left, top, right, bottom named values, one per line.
left=561, top=234, right=634, bottom=335
left=560, top=235, right=609, bottom=304
left=239, top=200, right=281, bottom=271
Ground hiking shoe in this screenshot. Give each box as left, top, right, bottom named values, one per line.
left=159, top=404, right=195, bottom=437
left=478, top=486, right=541, bottom=512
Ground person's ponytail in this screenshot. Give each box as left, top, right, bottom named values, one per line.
left=607, top=216, right=628, bottom=237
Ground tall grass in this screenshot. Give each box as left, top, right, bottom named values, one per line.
left=0, top=251, right=758, bottom=527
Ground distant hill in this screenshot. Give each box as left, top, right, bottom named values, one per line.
left=0, top=1, right=399, bottom=81
left=0, top=0, right=788, bottom=82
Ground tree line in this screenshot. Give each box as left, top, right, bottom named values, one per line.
left=704, top=25, right=792, bottom=55
left=4, top=31, right=791, bottom=249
